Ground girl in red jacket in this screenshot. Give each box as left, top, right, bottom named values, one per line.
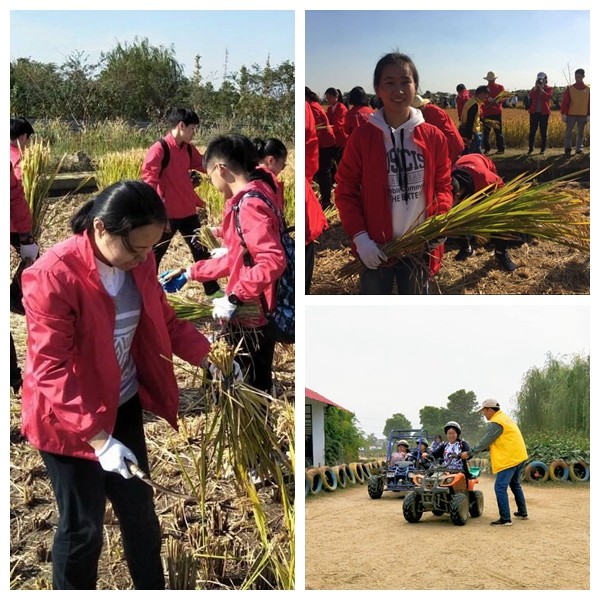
left=344, top=86, right=375, bottom=137
left=335, top=52, right=453, bottom=295
left=21, top=180, right=213, bottom=589
left=527, top=72, right=553, bottom=154
left=253, top=136, right=288, bottom=211
left=325, top=87, right=348, bottom=167
left=160, top=134, right=287, bottom=392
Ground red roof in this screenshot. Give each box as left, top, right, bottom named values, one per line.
left=305, top=388, right=351, bottom=412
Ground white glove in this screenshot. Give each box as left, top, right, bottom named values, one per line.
left=561, top=114, right=567, bottom=123
left=209, top=247, right=228, bottom=259
left=95, top=435, right=138, bottom=479
left=209, top=360, right=243, bottom=382
left=20, top=242, right=39, bottom=261
left=353, top=231, right=387, bottom=269
left=212, top=295, right=238, bottom=321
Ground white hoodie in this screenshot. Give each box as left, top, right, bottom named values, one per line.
left=369, top=107, right=426, bottom=238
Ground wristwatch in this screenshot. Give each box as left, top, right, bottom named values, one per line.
left=228, top=294, right=243, bottom=306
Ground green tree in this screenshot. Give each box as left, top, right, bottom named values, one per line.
left=446, top=389, right=485, bottom=440
left=324, top=407, right=363, bottom=465
left=382, top=413, right=412, bottom=438
left=419, top=405, right=450, bottom=439
left=10, top=58, right=63, bottom=117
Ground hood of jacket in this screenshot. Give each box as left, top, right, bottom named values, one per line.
left=369, top=106, right=425, bottom=139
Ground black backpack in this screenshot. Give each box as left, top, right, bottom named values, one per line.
left=157, top=138, right=193, bottom=177
left=233, top=190, right=295, bottom=344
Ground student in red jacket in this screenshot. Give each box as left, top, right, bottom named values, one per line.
left=305, top=101, right=328, bottom=294
left=306, top=87, right=337, bottom=209
left=560, top=68, right=590, bottom=155
left=141, top=107, right=220, bottom=296
left=456, top=84, right=471, bottom=122
left=527, top=72, right=553, bottom=154
left=412, top=94, right=465, bottom=163
left=481, top=71, right=506, bottom=154
left=344, top=86, right=375, bottom=137
left=159, top=135, right=287, bottom=392
left=335, top=52, right=453, bottom=295
left=20, top=180, right=214, bottom=589
left=451, top=153, right=517, bottom=271
left=253, top=136, right=288, bottom=211
left=325, top=87, right=348, bottom=167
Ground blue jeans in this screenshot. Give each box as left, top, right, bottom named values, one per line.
left=468, top=132, right=483, bottom=154
left=359, top=257, right=428, bottom=295
left=494, top=461, right=528, bottom=521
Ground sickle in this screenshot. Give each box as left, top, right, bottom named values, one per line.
left=125, top=459, right=198, bottom=503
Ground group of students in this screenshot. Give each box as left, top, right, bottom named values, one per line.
left=306, top=52, right=523, bottom=296
left=9, top=109, right=291, bottom=589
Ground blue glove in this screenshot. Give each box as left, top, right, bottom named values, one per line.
left=159, top=269, right=189, bottom=293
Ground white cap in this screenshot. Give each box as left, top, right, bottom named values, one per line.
left=536, top=72, right=547, bottom=80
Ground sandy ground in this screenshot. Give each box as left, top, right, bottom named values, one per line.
left=305, top=475, right=589, bottom=590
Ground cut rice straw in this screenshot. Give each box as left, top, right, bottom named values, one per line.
left=339, top=168, right=590, bottom=278
left=168, top=294, right=261, bottom=322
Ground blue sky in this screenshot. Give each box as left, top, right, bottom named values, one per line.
left=306, top=10, right=590, bottom=96
left=10, top=10, right=295, bottom=85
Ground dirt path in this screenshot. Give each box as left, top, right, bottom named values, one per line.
left=305, top=476, right=589, bottom=590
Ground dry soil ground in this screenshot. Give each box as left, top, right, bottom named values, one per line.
left=305, top=475, right=589, bottom=590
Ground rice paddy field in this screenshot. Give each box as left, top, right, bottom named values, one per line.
left=10, top=139, right=296, bottom=590
left=311, top=109, right=590, bottom=295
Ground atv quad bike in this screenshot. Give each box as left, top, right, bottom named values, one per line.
left=367, top=429, right=430, bottom=499
left=402, top=457, right=484, bottom=526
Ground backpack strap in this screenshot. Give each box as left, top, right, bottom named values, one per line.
left=158, top=138, right=193, bottom=178
left=232, top=190, right=284, bottom=316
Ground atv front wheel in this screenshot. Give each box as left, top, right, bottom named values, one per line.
left=403, top=491, right=423, bottom=523
left=469, top=490, right=484, bottom=517
left=450, top=493, right=469, bottom=526
left=367, top=476, right=384, bottom=499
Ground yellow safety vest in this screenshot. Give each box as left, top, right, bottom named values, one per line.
left=567, top=85, right=590, bottom=116
left=488, top=410, right=528, bottom=474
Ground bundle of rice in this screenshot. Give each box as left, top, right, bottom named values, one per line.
left=168, top=294, right=260, bottom=322
left=339, top=168, right=590, bottom=278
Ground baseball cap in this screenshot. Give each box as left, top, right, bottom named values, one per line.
left=480, top=399, right=500, bottom=410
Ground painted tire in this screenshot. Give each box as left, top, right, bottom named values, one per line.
left=524, top=461, right=549, bottom=483
left=306, top=468, right=323, bottom=494
left=305, top=473, right=310, bottom=496
left=548, top=459, right=569, bottom=482
left=341, top=463, right=356, bottom=484
left=568, top=460, right=590, bottom=482
left=361, top=463, right=372, bottom=478
left=319, top=466, right=338, bottom=491
left=335, top=465, right=348, bottom=488
left=349, top=462, right=365, bottom=484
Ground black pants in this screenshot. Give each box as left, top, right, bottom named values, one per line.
left=10, top=233, right=28, bottom=314
left=153, top=213, right=220, bottom=296
left=482, top=114, right=505, bottom=152
left=222, top=324, right=276, bottom=393
left=359, top=257, right=428, bottom=295
left=528, top=113, right=550, bottom=152
left=40, top=396, right=164, bottom=590
left=314, top=146, right=336, bottom=209
left=10, top=333, right=22, bottom=391
left=305, top=242, right=316, bottom=295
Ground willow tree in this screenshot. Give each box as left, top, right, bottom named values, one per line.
left=515, top=353, right=589, bottom=435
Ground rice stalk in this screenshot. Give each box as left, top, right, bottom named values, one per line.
left=165, top=537, right=199, bottom=590
left=193, top=226, right=221, bottom=252
left=339, top=168, right=590, bottom=278
left=94, top=148, right=146, bottom=190
left=167, top=294, right=261, bottom=323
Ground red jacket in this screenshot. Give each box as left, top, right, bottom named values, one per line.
left=10, top=144, right=23, bottom=180
left=189, top=179, right=286, bottom=324
left=345, top=105, right=375, bottom=137
left=308, top=101, right=336, bottom=148
left=10, top=162, right=33, bottom=234
left=305, top=102, right=328, bottom=244
left=528, top=85, right=553, bottom=115
left=21, top=232, right=211, bottom=460
left=335, top=120, right=453, bottom=276
left=327, top=102, right=349, bottom=147
left=482, top=82, right=505, bottom=117
left=453, top=153, right=504, bottom=192
left=141, top=132, right=206, bottom=219
left=456, top=90, right=471, bottom=122
left=422, top=104, right=465, bottom=163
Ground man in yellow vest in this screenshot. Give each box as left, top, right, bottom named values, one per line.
left=461, top=399, right=529, bottom=526
left=560, top=68, right=590, bottom=155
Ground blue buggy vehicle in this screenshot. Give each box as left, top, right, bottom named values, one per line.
left=367, top=429, right=430, bottom=499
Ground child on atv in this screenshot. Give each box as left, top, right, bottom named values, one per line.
left=389, top=440, right=410, bottom=465
left=427, top=421, right=472, bottom=476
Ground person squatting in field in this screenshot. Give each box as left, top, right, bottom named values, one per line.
left=141, top=107, right=221, bottom=297
left=10, top=117, right=39, bottom=394
left=462, top=399, right=529, bottom=526
left=451, top=152, right=519, bottom=272
left=334, top=51, right=453, bottom=295
left=20, top=180, right=220, bottom=589
left=158, top=134, right=287, bottom=393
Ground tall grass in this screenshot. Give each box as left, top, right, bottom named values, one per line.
left=94, top=148, right=147, bottom=190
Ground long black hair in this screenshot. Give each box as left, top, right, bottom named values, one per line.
left=70, top=180, right=167, bottom=252
left=205, top=134, right=277, bottom=194
left=253, top=137, right=288, bottom=162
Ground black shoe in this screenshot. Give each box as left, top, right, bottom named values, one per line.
left=495, top=251, right=516, bottom=272
left=490, top=518, right=512, bottom=526
left=576, top=149, right=583, bottom=154
left=10, top=297, right=25, bottom=316
left=527, top=148, right=533, bottom=155
left=565, top=148, right=572, bottom=156
left=513, top=511, right=529, bottom=519
left=11, top=377, right=23, bottom=395
left=454, top=246, right=473, bottom=261
left=540, top=149, right=545, bottom=154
